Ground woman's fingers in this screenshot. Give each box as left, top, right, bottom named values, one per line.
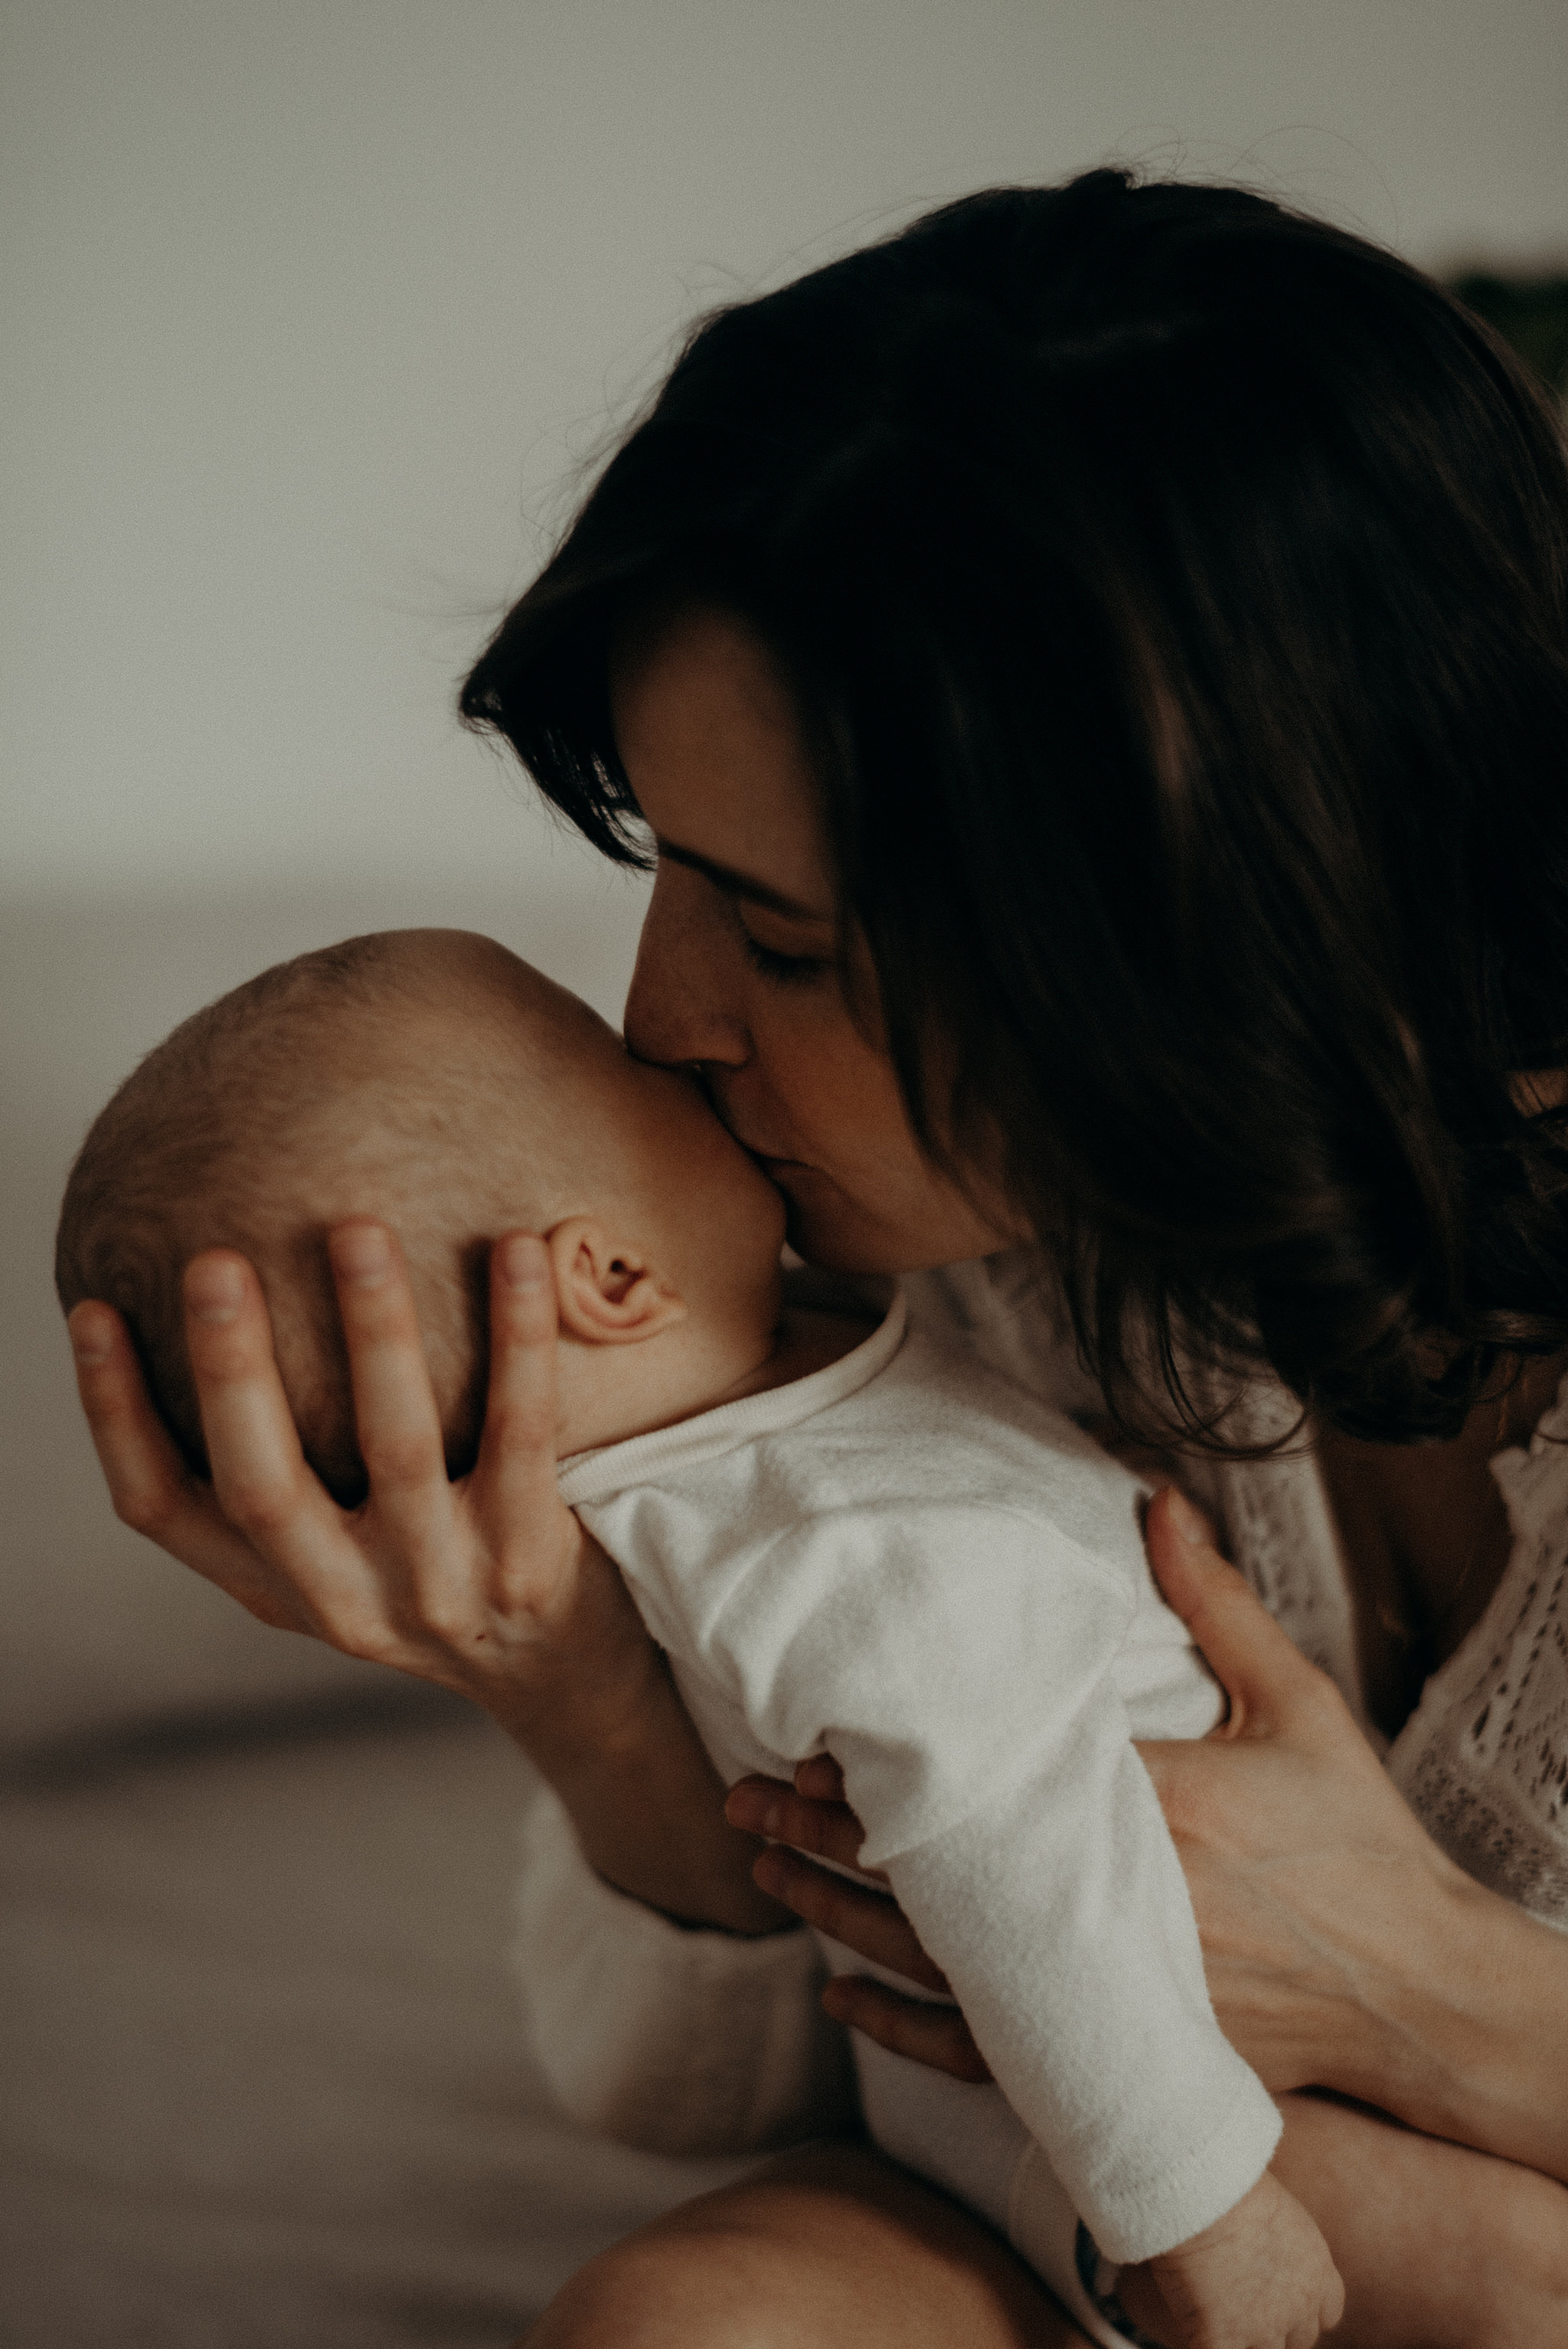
left=185, top=1253, right=315, bottom=1518
left=794, top=1752, right=847, bottom=1804
left=328, top=1222, right=452, bottom=1543
left=748, top=1843, right=951, bottom=1995
left=818, top=1975, right=992, bottom=2085
left=1143, top=1485, right=1334, bottom=1741
left=70, top=1298, right=195, bottom=1540
left=68, top=1297, right=314, bottom=1630
left=473, top=1233, right=581, bottom=1614
left=184, top=1250, right=348, bottom=1589
left=725, top=1772, right=883, bottom=1878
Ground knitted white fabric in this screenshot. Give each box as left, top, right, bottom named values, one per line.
left=511, top=1253, right=1568, bottom=2322
left=557, top=1295, right=1281, bottom=2266
left=1381, top=1379, right=1568, bottom=1926
left=904, top=1253, right=1568, bottom=1931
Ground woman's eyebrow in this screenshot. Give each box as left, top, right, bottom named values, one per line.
left=653, top=838, right=834, bottom=922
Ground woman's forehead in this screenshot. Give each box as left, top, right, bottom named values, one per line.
left=609, top=603, right=835, bottom=920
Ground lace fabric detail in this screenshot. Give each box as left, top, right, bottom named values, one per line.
left=1199, top=1389, right=1374, bottom=1743
left=903, top=1256, right=1568, bottom=1930
left=1380, top=1381, right=1568, bottom=1929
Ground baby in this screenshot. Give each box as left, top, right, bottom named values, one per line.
left=56, top=928, right=1341, bottom=2349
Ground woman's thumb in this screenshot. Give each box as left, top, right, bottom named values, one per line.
left=1143, top=1485, right=1312, bottom=1736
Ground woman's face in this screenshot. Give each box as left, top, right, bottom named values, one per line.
left=612, top=604, right=1020, bottom=1275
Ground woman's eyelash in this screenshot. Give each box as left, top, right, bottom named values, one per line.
left=740, top=933, right=830, bottom=987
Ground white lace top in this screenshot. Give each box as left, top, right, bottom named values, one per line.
left=1385, top=1390, right=1568, bottom=1920
left=511, top=1252, right=1568, bottom=2173
left=905, top=1250, right=1568, bottom=1934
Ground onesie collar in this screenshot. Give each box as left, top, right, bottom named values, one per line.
left=557, top=1291, right=907, bottom=1506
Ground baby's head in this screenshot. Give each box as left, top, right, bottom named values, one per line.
left=55, top=929, right=786, bottom=1499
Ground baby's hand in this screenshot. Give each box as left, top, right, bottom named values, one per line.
left=1115, top=2170, right=1344, bottom=2349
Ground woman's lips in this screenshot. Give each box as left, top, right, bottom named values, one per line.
left=723, top=1123, right=804, bottom=1172
left=739, top=1144, right=821, bottom=1189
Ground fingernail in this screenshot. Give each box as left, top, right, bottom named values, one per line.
left=752, top=1849, right=788, bottom=1896
left=727, top=1785, right=783, bottom=1838
left=500, top=1233, right=547, bottom=1290
left=1165, top=1488, right=1207, bottom=1545
left=184, top=1258, right=244, bottom=1322
left=330, top=1224, right=390, bottom=1284
left=68, top=1306, right=113, bottom=1364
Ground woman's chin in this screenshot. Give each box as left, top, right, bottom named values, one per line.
left=781, top=1191, right=912, bottom=1280
left=779, top=1163, right=1014, bottom=1279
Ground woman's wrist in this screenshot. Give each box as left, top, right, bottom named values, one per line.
left=1341, top=1863, right=1568, bottom=2183
left=485, top=1533, right=790, bottom=1933
left=534, top=1651, right=795, bottom=1936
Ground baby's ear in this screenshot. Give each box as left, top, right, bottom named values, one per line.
left=547, top=1217, right=687, bottom=1346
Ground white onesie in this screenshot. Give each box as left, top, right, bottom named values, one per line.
left=556, top=1292, right=1282, bottom=2313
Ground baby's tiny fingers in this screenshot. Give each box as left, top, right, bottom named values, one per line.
left=819, top=1976, right=991, bottom=2084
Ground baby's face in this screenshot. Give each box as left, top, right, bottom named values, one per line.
left=537, top=1011, right=792, bottom=1304
left=58, top=929, right=793, bottom=1503
left=378, top=952, right=792, bottom=1333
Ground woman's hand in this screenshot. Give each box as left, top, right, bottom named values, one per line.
left=725, top=1759, right=991, bottom=2081
left=1135, top=1490, right=1568, bottom=2181
left=1126, top=1488, right=1462, bottom=2099
left=70, top=1224, right=639, bottom=1724
left=70, top=1221, right=786, bottom=1934
left=730, top=1491, right=1568, bottom=2175
left=730, top=1490, right=1449, bottom=2097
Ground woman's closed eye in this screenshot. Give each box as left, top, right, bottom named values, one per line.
left=740, top=928, right=832, bottom=987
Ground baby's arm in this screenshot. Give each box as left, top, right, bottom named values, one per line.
left=715, top=1501, right=1285, bottom=2266
left=738, top=1773, right=1568, bottom=2347
left=1116, top=2170, right=1341, bottom=2349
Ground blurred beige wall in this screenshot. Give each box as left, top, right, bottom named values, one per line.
left=5, top=0, right=1566, bottom=903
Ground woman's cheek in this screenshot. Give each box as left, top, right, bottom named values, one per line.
left=755, top=987, right=901, bottom=1150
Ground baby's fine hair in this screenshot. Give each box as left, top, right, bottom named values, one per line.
left=55, top=929, right=580, bottom=1501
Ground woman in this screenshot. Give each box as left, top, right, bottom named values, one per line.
left=70, top=172, right=1568, bottom=2344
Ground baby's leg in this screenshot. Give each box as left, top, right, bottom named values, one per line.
left=1271, top=2087, right=1568, bottom=2349
left=523, top=2142, right=1084, bottom=2348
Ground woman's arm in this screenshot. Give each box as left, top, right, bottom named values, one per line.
left=515, top=1780, right=857, bottom=2155
left=1134, top=1489, right=1568, bottom=2186
left=730, top=1488, right=1568, bottom=2186
left=69, top=1222, right=785, bottom=1936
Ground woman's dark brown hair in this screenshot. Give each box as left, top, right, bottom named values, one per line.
left=460, top=168, right=1568, bottom=1444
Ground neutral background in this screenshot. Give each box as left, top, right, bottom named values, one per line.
left=2, top=13, right=1566, bottom=2341
left=4, top=1, right=1566, bottom=1746
left=6, top=0, right=1568, bottom=908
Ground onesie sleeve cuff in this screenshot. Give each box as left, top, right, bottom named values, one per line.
left=1075, top=2061, right=1283, bottom=2267
left=511, top=1782, right=858, bottom=2157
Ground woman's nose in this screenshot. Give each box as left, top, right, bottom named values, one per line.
left=622, top=868, right=750, bottom=1070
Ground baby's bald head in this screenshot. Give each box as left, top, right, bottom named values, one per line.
left=55, top=929, right=750, bottom=1499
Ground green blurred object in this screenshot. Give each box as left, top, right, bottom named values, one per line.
left=1450, top=271, right=1568, bottom=397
